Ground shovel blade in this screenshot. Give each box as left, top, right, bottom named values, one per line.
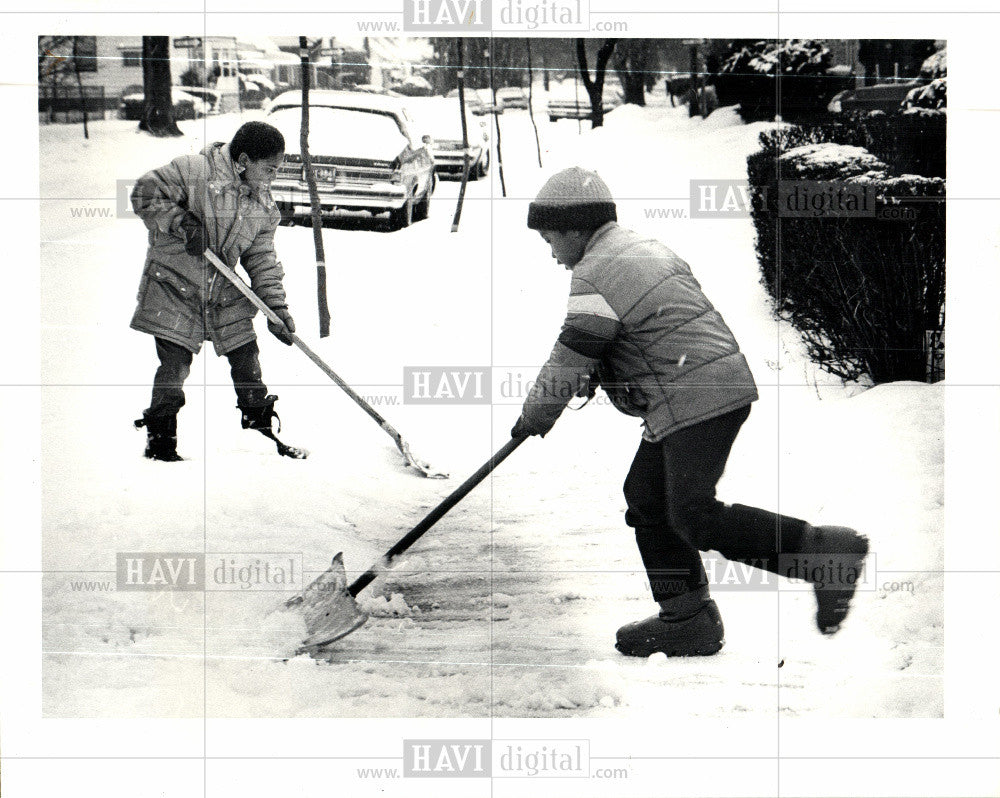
left=397, top=438, right=449, bottom=480
left=288, top=552, right=369, bottom=651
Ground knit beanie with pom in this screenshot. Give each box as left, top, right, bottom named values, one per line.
left=526, top=167, right=617, bottom=231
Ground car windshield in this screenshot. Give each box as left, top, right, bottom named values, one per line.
left=266, top=106, right=410, bottom=159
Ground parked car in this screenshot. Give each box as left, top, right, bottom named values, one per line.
left=119, top=85, right=209, bottom=121
left=239, top=77, right=269, bottom=109
left=447, top=88, right=503, bottom=116
left=392, top=75, right=434, bottom=97
left=547, top=81, right=620, bottom=122
left=496, top=86, right=529, bottom=109
left=827, top=80, right=923, bottom=113
left=241, top=71, right=276, bottom=96
left=265, top=90, right=436, bottom=229
left=174, top=85, right=221, bottom=114
left=408, top=97, right=491, bottom=180
left=472, top=89, right=503, bottom=115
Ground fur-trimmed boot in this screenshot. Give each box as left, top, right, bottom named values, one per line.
left=615, top=586, right=724, bottom=657
left=134, top=413, right=183, bottom=462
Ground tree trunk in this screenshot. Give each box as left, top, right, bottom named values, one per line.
left=687, top=44, right=700, bottom=118
left=300, top=36, right=332, bottom=338
left=488, top=41, right=506, bottom=197
left=577, top=39, right=618, bottom=129
left=72, top=37, right=89, bottom=140
left=613, top=39, right=652, bottom=107
left=139, top=37, right=181, bottom=137
left=621, top=72, right=645, bottom=106
left=451, top=39, right=471, bottom=233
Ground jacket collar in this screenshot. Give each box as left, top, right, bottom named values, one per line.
left=206, top=142, right=268, bottom=203
left=583, top=221, right=618, bottom=256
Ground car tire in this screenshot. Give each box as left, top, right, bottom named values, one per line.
left=413, top=192, right=430, bottom=222
left=549, top=116, right=557, bottom=122
left=389, top=196, right=414, bottom=230
left=477, top=153, right=489, bottom=179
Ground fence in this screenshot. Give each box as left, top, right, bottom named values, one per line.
left=39, top=84, right=109, bottom=124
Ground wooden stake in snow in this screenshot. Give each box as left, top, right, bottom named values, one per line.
left=299, top=36, right=332, bottom=338
left=450, top=39, right=472, bottom=233
left=526, top=39, right=543, bottom=168
left=488, top=42, right=507, bottom=198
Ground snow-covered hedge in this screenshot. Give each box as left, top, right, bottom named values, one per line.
left=919, top=48, right=947, bottom=81
left=903, top=78, right=947, bottom=111
left=747, top=138, right=945, bottom=384
left=751, top=110, right=945, bottom=179
left=715, top=39, right=846, bottom=123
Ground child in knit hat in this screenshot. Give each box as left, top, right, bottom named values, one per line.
left=511, top=167, right=868, bottom=657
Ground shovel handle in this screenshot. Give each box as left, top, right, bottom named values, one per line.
left=203, top=249, right=396, bottom=431
left=348, top=436, right=527, bottom=596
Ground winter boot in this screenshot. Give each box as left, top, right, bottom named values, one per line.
left=134, top=413, right=183, bottom=462
left=793, top=524, right=869, bottom=635
left=238, top=394, right=307, bottom=459
left=615, top=586, right=725, bottom=657
left=239, top=394, right=280, bottom=432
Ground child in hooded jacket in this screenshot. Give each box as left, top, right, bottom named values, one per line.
left=130, top=121, right=296, bottom=461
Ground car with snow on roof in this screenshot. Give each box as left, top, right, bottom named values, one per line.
left=265, top=90, right=436, bottom=229
left=407, top=96, right=491, bottom=180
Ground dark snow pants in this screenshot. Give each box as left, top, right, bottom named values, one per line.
left=624, top=404, right=809, bottom=602
left=145, top=337, right=269, bottom=418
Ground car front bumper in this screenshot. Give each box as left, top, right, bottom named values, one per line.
left=270, top=180, right=409, bottom=211
left=430, top=144, right=484, bottom=172
left=547, top=102, right=616, bottom=119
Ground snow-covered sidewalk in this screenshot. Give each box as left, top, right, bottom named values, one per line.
left=39, top=98, right=942, bottom=719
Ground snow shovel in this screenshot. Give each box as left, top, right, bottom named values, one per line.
left=203, top=249, right=446, bottom=478
left=287, top=435, right=527, bottom=652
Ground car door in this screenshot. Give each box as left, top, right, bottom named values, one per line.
left=397, top=108, right=434, bottom=197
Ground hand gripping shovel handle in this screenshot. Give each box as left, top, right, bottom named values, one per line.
left=348, top=435, right=527, bottom=596
left=203, top=250, right=446, bottom=477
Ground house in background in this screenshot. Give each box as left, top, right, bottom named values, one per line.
left=39, top=36, right=146, bottom=119
left=39, top=35, right=295, bottom=122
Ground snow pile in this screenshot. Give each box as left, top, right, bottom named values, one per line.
left=359, top=591, right=417, bottom=618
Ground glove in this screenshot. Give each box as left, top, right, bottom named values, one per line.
left=178, top=212, right=206, bottom=256
left=267, top=307, right=296, bottom=346
left=510, top=413, right=548, bottom=440
left=576, top=373, right=598, bottom=400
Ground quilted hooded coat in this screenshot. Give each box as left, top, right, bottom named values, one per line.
left=130, top=142, right=288, bottom=355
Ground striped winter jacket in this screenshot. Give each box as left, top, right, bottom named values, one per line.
left=521, top=222, right=758, bottom=442
left=130, top=143, right=287, bottom=356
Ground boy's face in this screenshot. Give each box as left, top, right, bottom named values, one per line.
left=537, top=229, right=590, bottom=270
left=239, top=151, right=284, bottom=191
